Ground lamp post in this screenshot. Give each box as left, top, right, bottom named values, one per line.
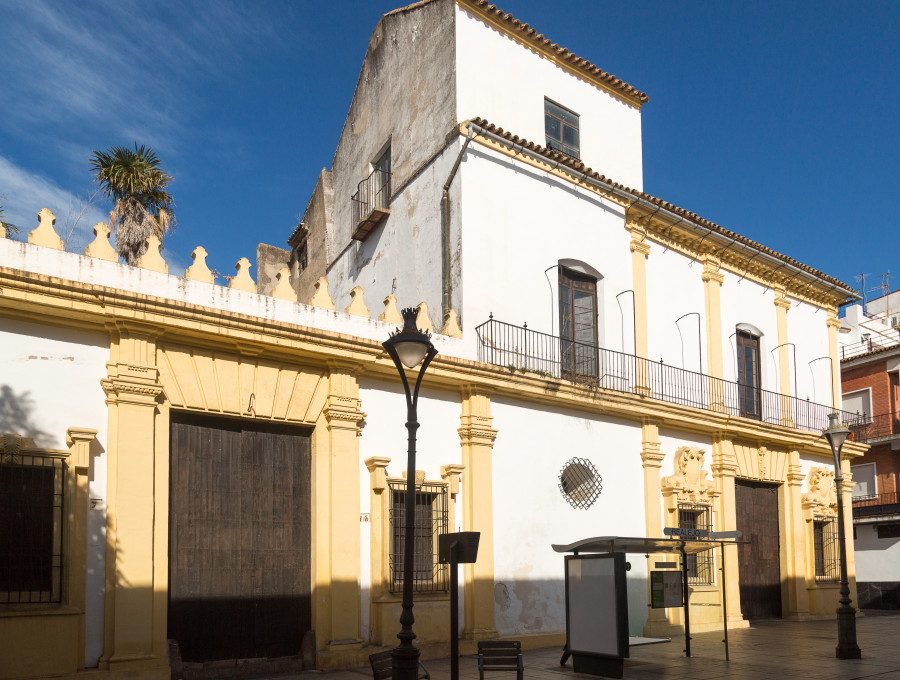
left=383, top=307, right=438, bottom=680
left=821, top=412, right=862, bottom=660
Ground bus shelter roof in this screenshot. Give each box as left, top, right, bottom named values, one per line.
left=552, top=535, right=746, bottom=556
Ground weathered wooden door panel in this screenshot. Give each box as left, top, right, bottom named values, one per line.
left=169, top=414, right=311, bottom=663
left=735, top=479, right=782, bottom=620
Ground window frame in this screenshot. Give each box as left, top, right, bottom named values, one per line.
left=678, top=502, right=715, bottom=585
left=388, top=479, right=449, bottom=593
left=559, top=266, right=599, bottom=380
left=813, top=516, right=840, bottom=582
left=736, top=329, right=762, bottom=419
left=545, top=98, right=580, bottom=159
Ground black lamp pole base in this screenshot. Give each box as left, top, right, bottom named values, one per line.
left=392, top=643, right=420, bottom=680
left=835, top=605, right=861, bottom=660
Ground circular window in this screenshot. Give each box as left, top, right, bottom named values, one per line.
left=559, top=457, right=602, bottom=509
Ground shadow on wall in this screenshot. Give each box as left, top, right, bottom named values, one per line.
left=0, top=384, right=53, bottom=446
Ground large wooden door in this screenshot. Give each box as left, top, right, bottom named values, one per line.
left=168, top=413, right=311, bottom=662
left=735, top=479, right=782, bottom=619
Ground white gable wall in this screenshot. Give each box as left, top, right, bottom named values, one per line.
left=455, top=4, right=644, bottom=190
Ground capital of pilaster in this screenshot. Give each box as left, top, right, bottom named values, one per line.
left=66, top=427, right=98, bottom=471
left=101, top=376, right=164, bottom=406
left=701, top=269, right=725, bottom=285
left=774, top=292, right=792, bottom=311
left=458, top=419, right=498, bottom=447
left=365, top=456, right=391, bottom=492
left=440, top=463, right=465, bottom=496
left=629, top=240, right=651, bottom=257
left=640, top=442, right=664, bottom=468
left=324, top=395, right=366, bottom=431
left=826, top=315, right=842, bottom=329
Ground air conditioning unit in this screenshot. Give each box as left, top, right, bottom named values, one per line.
left=892, top=316, right=900, bottom=328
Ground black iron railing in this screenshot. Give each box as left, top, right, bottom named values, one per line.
left=850, top=412, right=900, bottom=441
left=351, top=168, right=391, bottom=226
left=475, top=316, right=864, bottom=437
left=853, top=492, right=900, bottom=518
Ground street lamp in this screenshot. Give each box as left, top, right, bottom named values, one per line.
left=383, top=307, right=438, bottom=680
left=821, top=412, right=862, bottom=660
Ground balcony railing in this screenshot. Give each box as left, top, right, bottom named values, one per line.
left=853, top=492, right=900, bottom=518
left=850, top=412, right=900, bottom=441
left=840, top=330, right=900, bottom=360
left=351, top=168, right=391, bottom=241
left=476, top=316, right=864, bottom=438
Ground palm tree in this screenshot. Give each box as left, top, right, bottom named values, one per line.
left=90, top=144, right=175, bottom=264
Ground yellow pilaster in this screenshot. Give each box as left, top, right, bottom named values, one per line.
left=702, top=255, right=726, bottom=410
left=459, top=388, right=498, bottom=640
left=710, top=434, right=745, bottom=625
left=827, top=310, right=842, bottom=410
left=784, top=451, right=811, bottom=619
left=774, top=287, right=794, bottom=426
left=66, top=427, right=97, bottom=670
left=99, top=325, right=168, bottom=675
left=323, top=364, right=366, bottom=649
left=639, top=420, right=667, bottom=635
left=628, top=223, right=652, bottom=396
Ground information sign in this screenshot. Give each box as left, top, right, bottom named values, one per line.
left=663, top=527, right=709, bottom=539
left=650, top=570, right=683, bottom=609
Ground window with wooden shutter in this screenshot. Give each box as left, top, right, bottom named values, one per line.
left=559, top=267, right=598, bottom=380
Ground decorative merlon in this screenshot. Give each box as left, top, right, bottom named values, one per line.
left=345, top=286, right=369, bottom=317
left=402, top=469, right=427, bottom=487
left=229, top=257, right=257, bottom=292
left=378, top=294, right=403, bottom=324
left=440, top=309, right=462, bottom=338
left=309, top=276, right=335, bottom=310
left=84, top=222, right=118, bottom=262
left=661, top=446, right=718, bottom=504
left=415, top=301, right=434, bottom=333
left=28, top=208, right=63, bottom=250
left=136, top=234, right=168, bottom=274
left=184, top=246, right=215, bottom=283
left=271, top=267, right=297, bottom=301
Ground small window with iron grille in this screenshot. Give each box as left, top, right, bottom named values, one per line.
left=814, top=517, right=840, bottom=582
left=1, top=451, right=66, bottom=604
left=388, top=480, right=449, bottom=593
left=678, top=503, right=714, bottom=585
left=545, top=99, right=580, bottom=159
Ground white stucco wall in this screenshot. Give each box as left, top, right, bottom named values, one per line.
left=455, top=5, right=644, bottom=190
left=0, top=316, right=109, bottom=667
left=646, top=247, right=707, bottom=372
left=490, top=397, right=646, bottom=637
left=854, top=523, right=900, bottom=582
left=458, top=146, right=633, bottom=360
left=787, top=297, right=833, bottom=404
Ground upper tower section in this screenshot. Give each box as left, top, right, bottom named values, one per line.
left=454, top=0, right=647, bottom=190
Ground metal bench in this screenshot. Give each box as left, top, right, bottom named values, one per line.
left=368, top=650, right=430, bottom=680
left=477, top=641, right=524, bottom=680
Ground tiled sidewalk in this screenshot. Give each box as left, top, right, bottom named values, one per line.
left=293, top=613, right=900, bottom=680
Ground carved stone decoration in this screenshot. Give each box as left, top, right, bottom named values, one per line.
left=229, top=257, right=257, bottom=293
left=415, top=301, right=434, bottom=333
left=84, top=222, right=118, bottom=262
left=758, top=446, right=768, bottom=480
left=661, top=446, right=718, bottom=504
left=271, top=267, right=297, bottom=301
left=801, top=467, right=837, bottom=516
left=28, top=208, right=64, bottom=250
left=308, top=276, right=335, bottom=310
left=344, top=285, right=369, bottom=317
left=440, top=309, right=463, bottom=338
left=184, top=246, right=215, bottom=283
left=378, top=294, right=403, bottom=324
left=136, top=234, right=168, bottom=274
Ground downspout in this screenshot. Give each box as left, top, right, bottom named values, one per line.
left=442, top=128, right=474, bottom=324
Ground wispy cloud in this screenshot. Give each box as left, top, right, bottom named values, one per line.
left=0, top=155, right=108, bottom=252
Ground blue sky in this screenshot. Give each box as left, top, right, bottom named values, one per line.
left=1, top=0, right=898, bottom=300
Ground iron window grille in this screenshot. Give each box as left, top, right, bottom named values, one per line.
left=545, top=99, right=580, bottom=159
left=388, top=480, right=449, bottom=593
left=814, top=516, right=840, bottom=582
left=678, top=503, right=714, bottom=585
left=1, top=451, right=66, bottom=604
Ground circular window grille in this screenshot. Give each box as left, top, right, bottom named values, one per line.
left=559, top=457, right=602, bottom=509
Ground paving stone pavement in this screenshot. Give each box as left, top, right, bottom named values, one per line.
left=254, top=613, right=900, bottom=680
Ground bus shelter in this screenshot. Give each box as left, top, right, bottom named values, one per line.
left=552, top=535, right=747, bottom=677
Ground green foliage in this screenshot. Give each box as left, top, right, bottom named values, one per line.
left=90, top=144, right=175, bottom=264
left=0, top=200, right=20, bottom=236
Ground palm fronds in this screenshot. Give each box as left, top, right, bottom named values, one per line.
left=90, top=144, right=175, bottom=263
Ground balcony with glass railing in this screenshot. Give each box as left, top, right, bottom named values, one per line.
left=476, top=316, right=865, bottom=439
